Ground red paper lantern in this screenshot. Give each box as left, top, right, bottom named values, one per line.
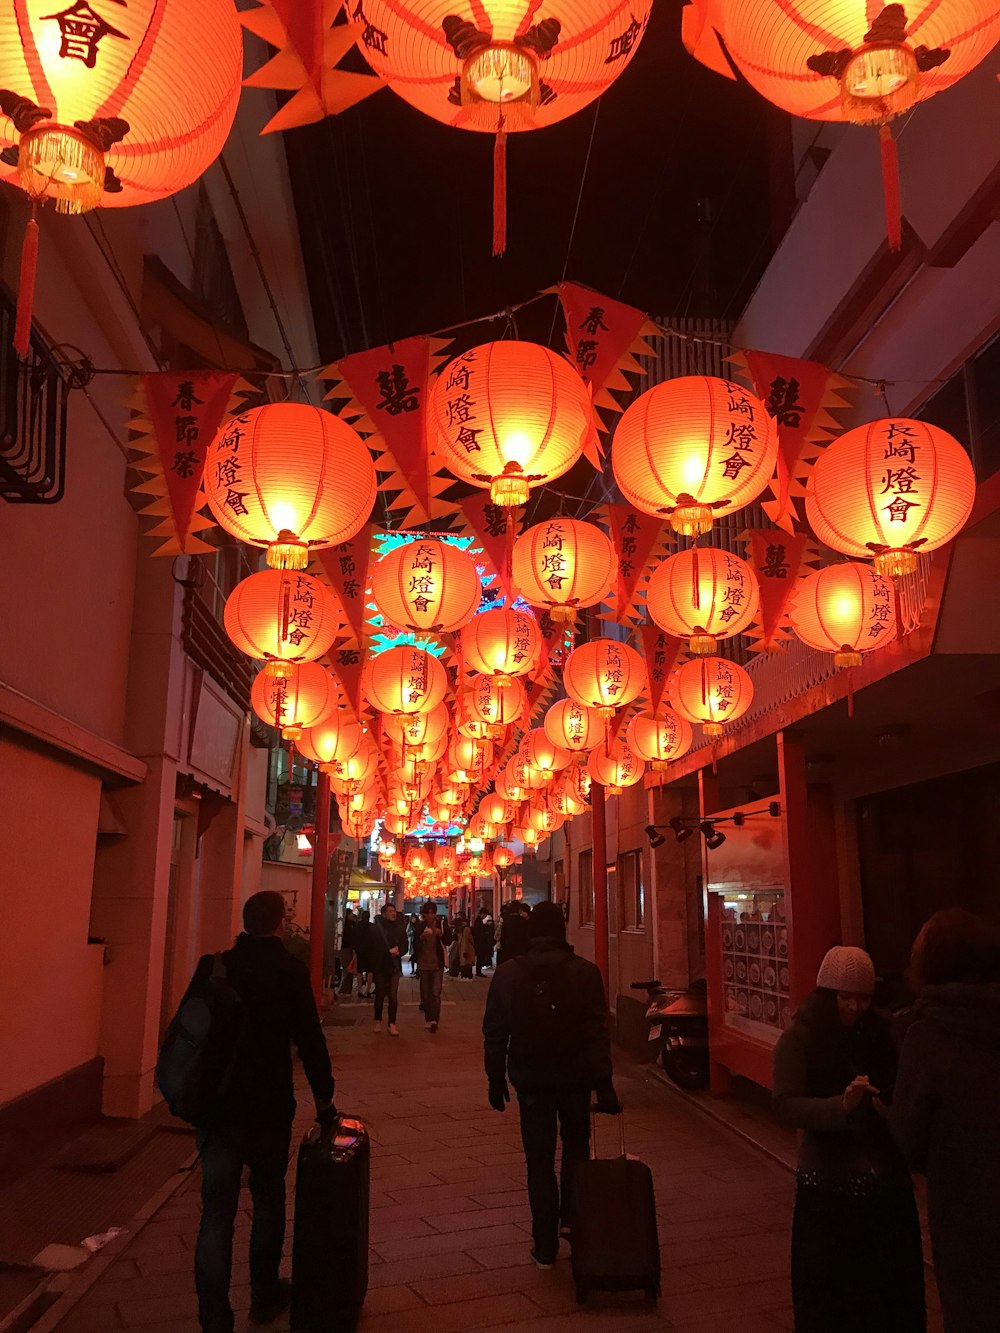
left=480, top=794, right=516, bottom=826
left=627, top=708, right=694, bottom=771
left=204, top=404, right=377, bottom=570
left=612, top=376, right=778, bottom=535
left=543, top=698, right=606, bottom=753
left=788, top=562, right=897, bottom=666
left=362, top=645, right=448, bottom=715
left=646, top=547, right=760, bottom=654
left=512, top=517, right=617, bottom=622
left=548, top=774, right=589, bottom=817
left=520, top=728, right=573, bottom=780
left=495, top=764, right=526, bottom=803
left=371, top=538, right=482, bottom=632
left=448, top=736, right=494, bottom=783
left=429, top=342, right=597, bottom=506
left=251, top=662, right=342, bottom=739
left=382, top=701, right=451, bottom=749
left=492, top=844, right=516, bottom=869
left=464, top=673, right=526, bottom=733
left=586, top=739, right=645, bottom=795
left=804, top=418, right=976, bottom=577
left=461, top=608, right=542, bottom=682
left=523, top=804, right=564, bottom=835
left=562, top=637, right=647, bottom=717
left=434, top=844, right=458, bottom=873
left=326, top=733, right=379, bottom=792
left=224, top=570, right=341, bottom=677
left=512, top=823, right=541, bottom=849
left=670, top=656, right=754, bottom=737
left=297, top=713, right=364, bottom=766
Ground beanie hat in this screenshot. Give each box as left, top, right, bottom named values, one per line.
left=528, top=901, right=567, bottom=941
left=816, top=946, right=876, bottom=995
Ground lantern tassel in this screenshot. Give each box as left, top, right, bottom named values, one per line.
left=14, top=204, right=39, bottom=361
left=879, top=123, right=902, bottom=253
left=847, top=674, right=855, bottom=720
left=492, top=120, right=507, bottom=258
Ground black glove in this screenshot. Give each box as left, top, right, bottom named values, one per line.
left=594, top=1078, right=622, bottom=1115
left=315, top=1103, right=339, bottom=1133
left=488, top=1079, right=510, bottom=1113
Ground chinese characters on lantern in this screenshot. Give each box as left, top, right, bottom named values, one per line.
left=214, top=412, right=251, bottom=517
left=718, top=553, right=749, bottom=624
left=720, top=381, right=762, bottom=482
left=443, top=353, right=482, bottom=455
left=868, top=578, right=893, bottom=640
left=880, top=422, right=922, bottom=525
left=47, top=0, right=128, bottom=70
left=405, top=649, right=428, bottom=706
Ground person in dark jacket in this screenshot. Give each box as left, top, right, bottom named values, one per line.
left=339, top=907, right=356, bottom=995
left=890, top=909, right=1000, bottom=1333
left=472, top=910, right=494, bottom=975
left=371, top=902, right=408, bottom=1035
left=497, top=900, right=530, bottom=965
left=353, top=908, right=375, bottom=999
left=483, top=901, right=620, bottom=1269
left=412, top=901, right=453, bottom=1033
left=773, top=946, right=925, bottom=1333
left=188, top=891, right=336, bottom=1333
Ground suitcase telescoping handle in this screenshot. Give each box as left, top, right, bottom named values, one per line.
left=589, top=1104, right=626, bottom=1161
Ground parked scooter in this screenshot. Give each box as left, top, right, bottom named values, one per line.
left=631, top=978, right=709, bottom=1090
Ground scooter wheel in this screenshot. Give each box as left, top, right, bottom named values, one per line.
left=661, top=1047, right=710, bottom=1090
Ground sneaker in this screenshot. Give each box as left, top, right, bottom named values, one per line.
left=372, top=1020, right=381, bottom=1032
left=250, top=1278, right=292, bottom=1324
left=530, top=1249, right=556, bottom=1270
left=388, top=1023, right=399, bottom=1036
left=429, top=1021, right=438, bottom=1033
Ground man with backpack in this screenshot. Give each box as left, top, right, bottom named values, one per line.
left=482, top=901, right=620, bottom=1270
left=160, top=891, right=336, bottom=1333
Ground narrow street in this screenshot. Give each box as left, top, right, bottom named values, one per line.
left=38, top=974, right=801, bottom=1333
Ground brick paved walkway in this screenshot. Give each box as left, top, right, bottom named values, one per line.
left=42, top=973, right=809, bottom=1333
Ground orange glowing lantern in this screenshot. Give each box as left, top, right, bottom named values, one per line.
left=804, top=418, right=976, bottom=578
left=543, top=698, right=606, bottom=753
left=297, top=713, right=364, bottom=766
left=564, top=762, right=593, bottom=808
left=682, top=0, right=1000, bottom=250
left=382, top=702, right=450, bottom=749
left=563, top=638, right=647, bottom=717
left=371, top=538, right=482, bottom=632
left=512, top=517, right=617, bottom=622
left=495, top=764, right=526, bottom=803
left=362, top=645, right=448, bottom=715
left=429, top=342, right=597, bottom=506
left=646, top=547, right=760, bottom=653
left=612, top=376, right=778, bottom=536
left=788, top=562, right=897, bottom=666
left=326, top=733, right=379, bottom=792
left=465, top=673, right=526, bottom=734
left=251, top=662, right=341, bottom=739
left=224, top=570, right=341, bottom=679
left=468, top=811, right=498, bottom=841
left=520, top=728, right=573, bottom=781
left=548, top=776, right=589, bottom=818
left=448, top=736, right=494, bottom=783
left=493, top=844, right=516, bottom=869
left=512, top=823, right=541, bottom=849
left=405, top=845, right=432, bottom=874
left=586, top=739, right=645, bottom=795
left=204, top=404, right=377, bottom=569
left=457, top=714, right=498, bottom=743
left=434, top=844, right=458, bottom=874
left=670, top=656, right=754, bottom=738
left=522, top=803, right=564, bottom=836
left=480, top=794, right=515, bottom=826
left=626, top=708, right=694, bottom=771
left=461, top=608, right=542, bottom=682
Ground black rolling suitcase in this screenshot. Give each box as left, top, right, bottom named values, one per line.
left=291, top=1115, right=370, bottom=1333
left=570, top=1109, right=660, bottom=1305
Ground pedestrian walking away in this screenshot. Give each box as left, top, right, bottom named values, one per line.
left=891, top=909, right=1000, bottom=1333
left=773, top=945, right=925, bottom=1333
left=497, top=900, right=531, bottom=966
left=371, top=902, right=407, bottom=1035
left=482, top=900, right=620, bottom=1269
left=353, top=908, right=376, bottom=999
left=412, top=900, right=452, bottom=1033
left=473, top=909, right=494, bottom=976
left=166, top=891, right=337, bottom=1333
left=457, top=914, right=477, bottom=979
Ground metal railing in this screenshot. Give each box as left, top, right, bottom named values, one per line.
left=0, top=286, right=71, bottom=504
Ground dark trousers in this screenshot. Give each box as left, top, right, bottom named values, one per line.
left=476, top=949, right=492, bottom=975
left=791, top=1181, right=926, bottom=1332
left=517, top=1087, right=591, bottom=1263
left=419, top=968, right=443, bottom=1023
left=374, top=968, right=401, bottom=1023
left=195, top=1122, right=292, bottom=1333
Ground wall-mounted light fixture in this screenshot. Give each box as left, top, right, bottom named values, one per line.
left=645, top=802, right=781, bottom=850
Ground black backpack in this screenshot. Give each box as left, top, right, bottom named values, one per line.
left=156, top=952, right=243, bottom=1124
left=510, top=954, right=577, bottom=1068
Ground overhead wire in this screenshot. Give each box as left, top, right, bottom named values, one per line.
left=546, top=97, right=603, bottom=350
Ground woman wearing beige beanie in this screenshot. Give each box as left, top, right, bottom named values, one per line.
left=772, top=946, right=925, bottom=1331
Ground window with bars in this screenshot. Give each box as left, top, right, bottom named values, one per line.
left=579, top=849, right=594, bottom=927
left=618, top=849, right=645, bottom=931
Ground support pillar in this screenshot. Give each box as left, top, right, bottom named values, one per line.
left=310, top=771, right=331, bottom=1008
left=592, top=780, right=610, bottom=999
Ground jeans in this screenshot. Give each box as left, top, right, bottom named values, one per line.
left=517, top=1087, right=591, bottom=1262
left=373, top=968, right=401, bottom=1023
left=195, top=1122, right=292, bottom=1333
left=419, top=968, right=443, bottom=1023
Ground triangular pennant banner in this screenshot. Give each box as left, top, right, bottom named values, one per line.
left=731, top=349, right=855, bottom=535
left=315, top=523, right=378, bottom=649
left=602, top=503, right=670, bottom=626
left=455, top=493, right=517, bottom=603
left=327, top=640, right=366, bottom=718
left=639, top=624, right=685, bottom=716
left=740, top=529, right=820, bottom=653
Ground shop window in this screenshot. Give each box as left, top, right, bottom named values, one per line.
left=579, top=849, right=594, bottom=926
left=618, top=849, right=645, bottom=930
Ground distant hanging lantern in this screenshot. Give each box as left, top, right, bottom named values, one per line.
left=524, top=804, right=564, bottom=835
left=382, top=702, right=451, bottom=750
left=370, top=538, right=482, bottom=632
left=480, top=794, right=515, bottom=826
left=646, top=547, right=760, bottom=654
left=465, top=673, right=526, bottom=736
left=612, top=376, right=778, bottom=536
left=224, top=570, right=341, bottom=679
left=682, top=0, right=1000, bottom=250
left=352, top=1, right=651, bottom=254
left=543, top=698, right=606, bottom=753
left=457, top=713, right=496, bottom=742
left=251, top=662, right=341, bottom=740
left=804, top=418, right=976, bottom=578
left=204, top=404, right=377, bottom=569
left=429, top=342, right=597, bottom=507
left=462, top=608, right=542, bottom=683
left=297, top=713, right=364, bottom=766
left=0, top=0, right=243, bottom=358
left=405, top=845, right=432, bottom=875
left=520, top=728, right=573, bottom=781
left=495, top=764, right=526, bottom=803
left=493, top=844, right=516, bottom=869
left=512, top=517, right=617, bottom=622
left=513, top=823, right=541, bottom=849
left=670, top=656, right=754, bottom=738
left=788, top=562, right=897, bottom=666
left=448, top=736, right=494, bottom=784
left=468, top=811, right=498, bottom=841
left=327, top=734, right=379, bottom=793
left=586, top=739, right=645, bottom=796
left=563, top=637, right=647, bottom=718
left=548, top=774, right=589, bottom=817
left=362, top=645, right=448, bottom=715
left=434, top=844, right=458, bottom=873
left=438, top=780, right=470, bottom=808
left=627, top=708, right=694, bottom=771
